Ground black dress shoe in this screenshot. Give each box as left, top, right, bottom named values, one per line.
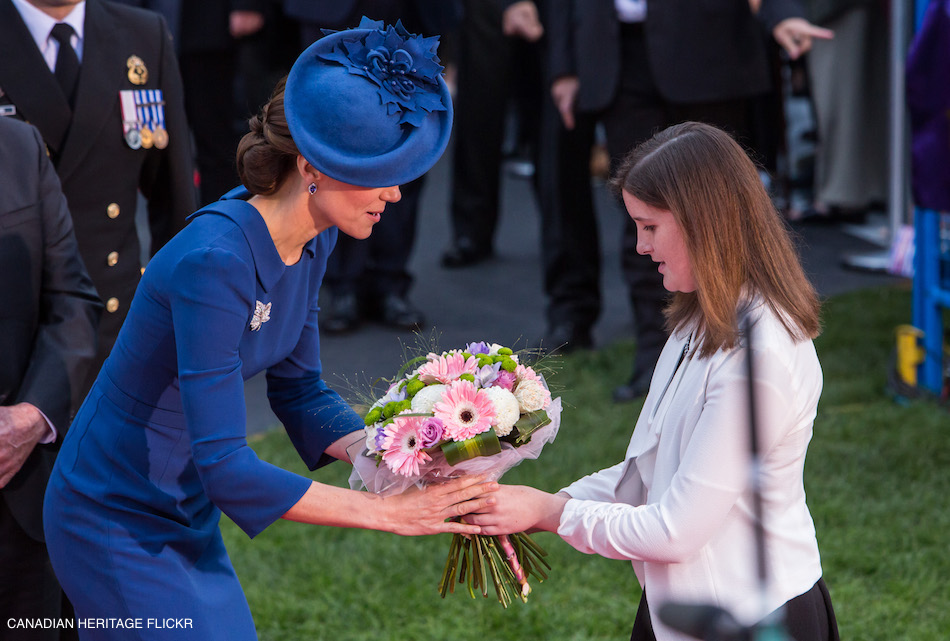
left=321, top=292, right=360, bottom=333
left=440, top=241, right=492, bottom=268
left=541, top=323, right=593, bottom=354
left=379, top=294, right=425, bottom=331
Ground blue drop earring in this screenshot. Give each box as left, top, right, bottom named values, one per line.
left=308, top=182, right=317, bottom=195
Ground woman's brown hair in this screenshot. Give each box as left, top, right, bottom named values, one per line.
left=609, top=121, right=821, bottom=358
left=235, top=77, right=300, bottom=196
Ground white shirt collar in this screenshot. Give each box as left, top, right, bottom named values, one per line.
left=615, top=0, right=647, bottom=23
left=10, top=0, right=86, bottom=65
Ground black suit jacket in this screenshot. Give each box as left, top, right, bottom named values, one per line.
left=282, top=0, right=460, bottom=34
left=112, top=0, right=268, bottom=53
left=0, top=117, right=102, bottom=541
left=546, top=0, right=803, bottom=110
left=0, top=0, right=196, bottom=391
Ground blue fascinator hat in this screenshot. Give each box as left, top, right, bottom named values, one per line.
left=285, top=17, right=453, bottom=188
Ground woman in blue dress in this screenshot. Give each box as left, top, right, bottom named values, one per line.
left=44, top=19, right=495, bottom=639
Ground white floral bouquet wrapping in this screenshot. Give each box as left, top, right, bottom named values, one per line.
left=348, top=341, right=561, bottom=606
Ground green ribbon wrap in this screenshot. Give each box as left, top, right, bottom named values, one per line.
left=441, top=429, right=502, bottom=465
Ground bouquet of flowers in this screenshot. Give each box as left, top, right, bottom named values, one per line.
left=348, top=341, right=561, bottom=607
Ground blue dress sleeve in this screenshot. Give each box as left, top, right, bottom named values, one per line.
left=265, top=271, right=365, bottom=470
left=170, top=246, right=312, bottom=538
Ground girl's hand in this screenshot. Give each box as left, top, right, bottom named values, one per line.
left=465, top=485, right=569, bottom=536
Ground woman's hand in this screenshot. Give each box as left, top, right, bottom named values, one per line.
left=283, top=476, right=496, bottom=535
left=379, top=476, right=499, bottom=537
left=464, top=485, right=569, bottom=536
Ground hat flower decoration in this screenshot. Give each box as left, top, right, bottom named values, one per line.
left=285, top=16, right=453, bottom=187
left=319, top=17, right=447, bottom=127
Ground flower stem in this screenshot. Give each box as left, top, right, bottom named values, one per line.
left=438, top=532, right=550, bottom=607
left=499, top=534, right=531, bottom=601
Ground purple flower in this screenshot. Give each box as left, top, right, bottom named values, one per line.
left=379, top=382, right=407, bottom=405
left=373, top=426, right=388, bottom=450
left=475, top=362, right=502, bottom=388
left=418, top=417, right=445, bottom=448
left=465, top=341, right=490, bottom=355
left=493, top=370, right=517, bottom=391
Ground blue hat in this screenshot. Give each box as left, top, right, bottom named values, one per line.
left=285, top=17, right=453, bottom=188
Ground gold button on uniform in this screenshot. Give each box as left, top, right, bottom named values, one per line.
left=106, top=297, right=120, bottom=313
left=107, top=251, right=119, bottom=267
left=107, top=203, right=120, bottom=219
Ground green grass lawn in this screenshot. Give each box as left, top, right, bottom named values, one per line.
left=222, top=285, right=949, bottom=640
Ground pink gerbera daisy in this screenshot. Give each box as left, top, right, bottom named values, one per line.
left=417, top=352, right=479, bottom=384
left=432, top=380, right=496, bottom=441
left=381, top=415, right=432, bottom=477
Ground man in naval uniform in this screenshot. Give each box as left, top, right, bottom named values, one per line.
left=0, top=0, right=196, bottom=399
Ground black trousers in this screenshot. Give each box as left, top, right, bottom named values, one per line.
left=0, top=498, right=63, bottom=641
left=449, top=0, right=542, bottom=250
left=631, top=579, right=840, bottom=641
left=535, top=99, right=601, bottom=331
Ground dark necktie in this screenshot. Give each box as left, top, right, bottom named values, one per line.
left=50, top=23, right=80, bottom=108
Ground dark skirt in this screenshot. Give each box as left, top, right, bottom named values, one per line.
left=631, top=578, right=839, bottom=641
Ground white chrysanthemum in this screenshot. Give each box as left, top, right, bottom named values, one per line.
left=410, top=384, right=447, bottom=414
left=514, top=379, right=550, bottom=412
left=483, top=386, right=520, bottom=436
left=364, top=424, right=382, bottom=454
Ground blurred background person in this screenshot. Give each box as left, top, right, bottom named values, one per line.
left=282, top=0, right=462, bottom=333
left=440, top=0, right=544, bottom=269
left=544, top=0, right=832, bottom=401
left=533, top=0, right=603, bottom=353
left=436, top=0, right=604, bottom=356
left=0, top=0, right=196, bottom=398
left=794, top=0, right=887, bottom=222
left=0, top=117, right=101, bottom=641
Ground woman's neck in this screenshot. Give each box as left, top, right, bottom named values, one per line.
left=248, top=190, right=317, bottom=266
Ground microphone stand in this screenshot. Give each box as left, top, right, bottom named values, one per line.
left=742, top=311, right=791, bottom=641
left=658, top=312, right=792, bottom=641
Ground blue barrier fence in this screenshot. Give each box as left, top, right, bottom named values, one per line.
left=911, top=0, right=949, bottom=395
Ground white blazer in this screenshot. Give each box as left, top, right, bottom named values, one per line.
left=558, top=298, right=824, bottom=641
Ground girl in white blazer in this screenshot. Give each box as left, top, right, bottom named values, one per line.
left=470, top=122, right=839, bottom=641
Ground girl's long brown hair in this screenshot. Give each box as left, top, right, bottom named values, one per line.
left=610, top=122, right=820, bottom=358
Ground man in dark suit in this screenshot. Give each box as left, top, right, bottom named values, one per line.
left=0, top=117, right=101, bottom=640
left=0, top=0, right=196, bottom=399
left=544, top=0, right=832, bottom=400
